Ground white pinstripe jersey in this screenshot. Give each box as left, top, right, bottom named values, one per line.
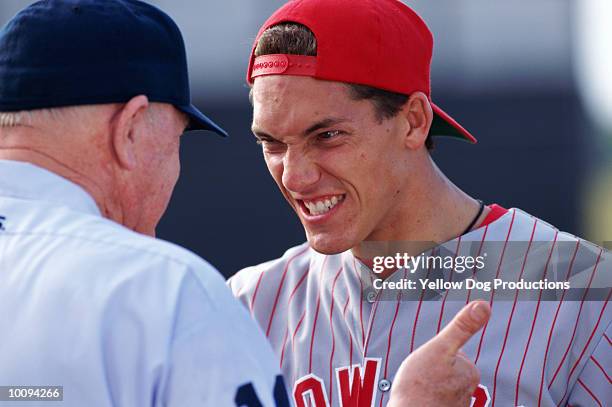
left=229, top=208, right=611, bottom=407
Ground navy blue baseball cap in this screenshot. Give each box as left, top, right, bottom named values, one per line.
left=0, top=0, right=227, bottom=136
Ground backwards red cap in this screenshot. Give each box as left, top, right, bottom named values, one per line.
left=246, top=0, right=476, bottom=143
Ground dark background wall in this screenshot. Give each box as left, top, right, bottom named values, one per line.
left=1, top=0, right=609, bottom=278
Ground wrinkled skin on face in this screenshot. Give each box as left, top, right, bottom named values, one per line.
left=251, top=75, right=418, bottom=255
left=127, top=103, right=188, bottom=236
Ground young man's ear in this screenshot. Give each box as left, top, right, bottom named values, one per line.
left=109, top=95, right=149, bottom=170
left=401, top=91, right=433, bottom=150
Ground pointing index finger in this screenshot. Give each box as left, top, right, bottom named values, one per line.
left=434, top=301, right=491, bottom=355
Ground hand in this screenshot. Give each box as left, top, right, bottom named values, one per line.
left=387, top=301, right=491, bottom=407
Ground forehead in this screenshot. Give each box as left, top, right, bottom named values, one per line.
left=252, top=75, right=352, bottom=108
left=251, top=76, right=367, bottom=133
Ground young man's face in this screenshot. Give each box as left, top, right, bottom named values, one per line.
left=251, top=75, right=413, bottom=254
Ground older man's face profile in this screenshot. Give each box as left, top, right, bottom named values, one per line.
left=125, top=103, right=188, bottom=236
left=105, top=97, right=190, bottom=236
left=251, top=75, right=417, bottom=255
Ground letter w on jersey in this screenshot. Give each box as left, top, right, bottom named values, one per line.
left=294, top=359, right=380, bottom=407
left=294, top=359, right=491, bottom=407
left=335, top=359, right=380, bottom=407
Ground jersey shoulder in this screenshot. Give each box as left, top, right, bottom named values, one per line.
left=3, top=194, right=229, bottom=317
left=228, top=242, right=313, bottom=307
left=66, top=214, right=235, bottom=315
left=509, top=207, right=608, bottom=257
left=498, top=208, right=610, bottom=290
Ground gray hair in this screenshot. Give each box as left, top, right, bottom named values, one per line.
left=0, top=110, right=34, bottom=127
left=0, top=107, right=91, bottom=128
left=0, top=103, right=163, bottom=130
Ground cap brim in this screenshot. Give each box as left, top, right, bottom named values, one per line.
left=177, top=104, right=228, bottom=137
left=430, top=102, right=476, bottom=143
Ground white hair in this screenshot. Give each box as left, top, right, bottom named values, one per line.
left=0, top=105, right=113, bottom=129
left=0, top=102, right=167, bottom=130
left=0, top=110, right=34, bottom=127
left=0, top=106, right=84, bottom=127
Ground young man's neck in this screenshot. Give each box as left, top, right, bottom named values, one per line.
left=352, top=157, right=490, bottom=279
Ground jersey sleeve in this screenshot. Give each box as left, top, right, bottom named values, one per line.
left=566, top=321, right=611, bottom=407
left=158, top=265, right=289, bottom=406
left=227, top=263, right=267, bottom=311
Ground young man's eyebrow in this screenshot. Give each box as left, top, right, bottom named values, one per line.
left=303, top=117, right=349, bottom=136
left=251, top=117, right=349, bottom=140
left=251, top=127, right=278, bottom=141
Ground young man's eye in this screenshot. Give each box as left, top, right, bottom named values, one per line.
left=255, top=138, right=275, bottom=146
left=257, top=138, right=286, bottom=153
left=319, top=130, right=341, bottom=139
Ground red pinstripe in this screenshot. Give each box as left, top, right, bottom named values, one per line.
left=279, top=259, right=311, bottom=368
left=233, top=279, right=246, bottom=299
left=279, top=326, right=290, bottom=368
left=328, top=266, right=344, bottom=403
left=475, top=210, right=516, bottom=364
left=548, top=248, right=603, bottom=390
left=466, top=226, right=489, bottom=304
left=284, top=270, right=311, bottom=368
left=515, top=231, right=558, bottom=406
left=491, top=219, right=538, bottom=406
left=537, top=240, right=581, bottom=407
left=590, top=355, right=611, bottom=383
left=250, top=271, right=265, bottom=312
left=605, top=334, right=611, bottom=346
left=288, top=268, right=309, bottom=303
left=436, top=237, right=463, bottom=334
left=308, top=257, right=329, bottom=372
left=291, top=310, right=307, bottom=354
left=342, top=293, right=353, bottom=367
left=265, top=246, right=310, bottom=336
left=349, top=335, right=354, bottom=369
left=379, top=270, right=407, bottom=407
left=290, top=309, right=306, bottom=385
left=353, top=257, right=366, bottom=349
left=577, top=378, right=603, bottom=407
left=363, top=290, right=382, bottom=357
left=410, top=248, right=436, bottom=353
left=556, top=290, right=609, bottom=406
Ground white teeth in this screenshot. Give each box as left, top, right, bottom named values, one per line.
left=303, top=195, right=344, bottom=216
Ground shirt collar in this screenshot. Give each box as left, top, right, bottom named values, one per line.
left=0, top=159, right=101, bottom=217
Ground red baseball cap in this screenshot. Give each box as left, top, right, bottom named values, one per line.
left=246, top=0, right=476, bottom=143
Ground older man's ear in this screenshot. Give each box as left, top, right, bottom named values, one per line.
left=109, top=95, right=150, bottom=170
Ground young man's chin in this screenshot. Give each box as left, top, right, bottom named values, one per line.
left=306, top=232, right=355, bottom=255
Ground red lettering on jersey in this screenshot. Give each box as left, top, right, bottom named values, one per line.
left=293, top=374, right=330, bottom=407
left=335, top=358, right=381, bottom=407
left=470, top=384, right=491, bottom=407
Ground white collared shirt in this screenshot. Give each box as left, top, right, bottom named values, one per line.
left=0, top=160, right=285, bottom=406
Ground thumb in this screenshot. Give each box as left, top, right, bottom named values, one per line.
left=433, top=300, right=491, bottom=355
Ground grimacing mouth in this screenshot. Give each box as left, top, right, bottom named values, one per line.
left=297, top=194, right=346, bottom=216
